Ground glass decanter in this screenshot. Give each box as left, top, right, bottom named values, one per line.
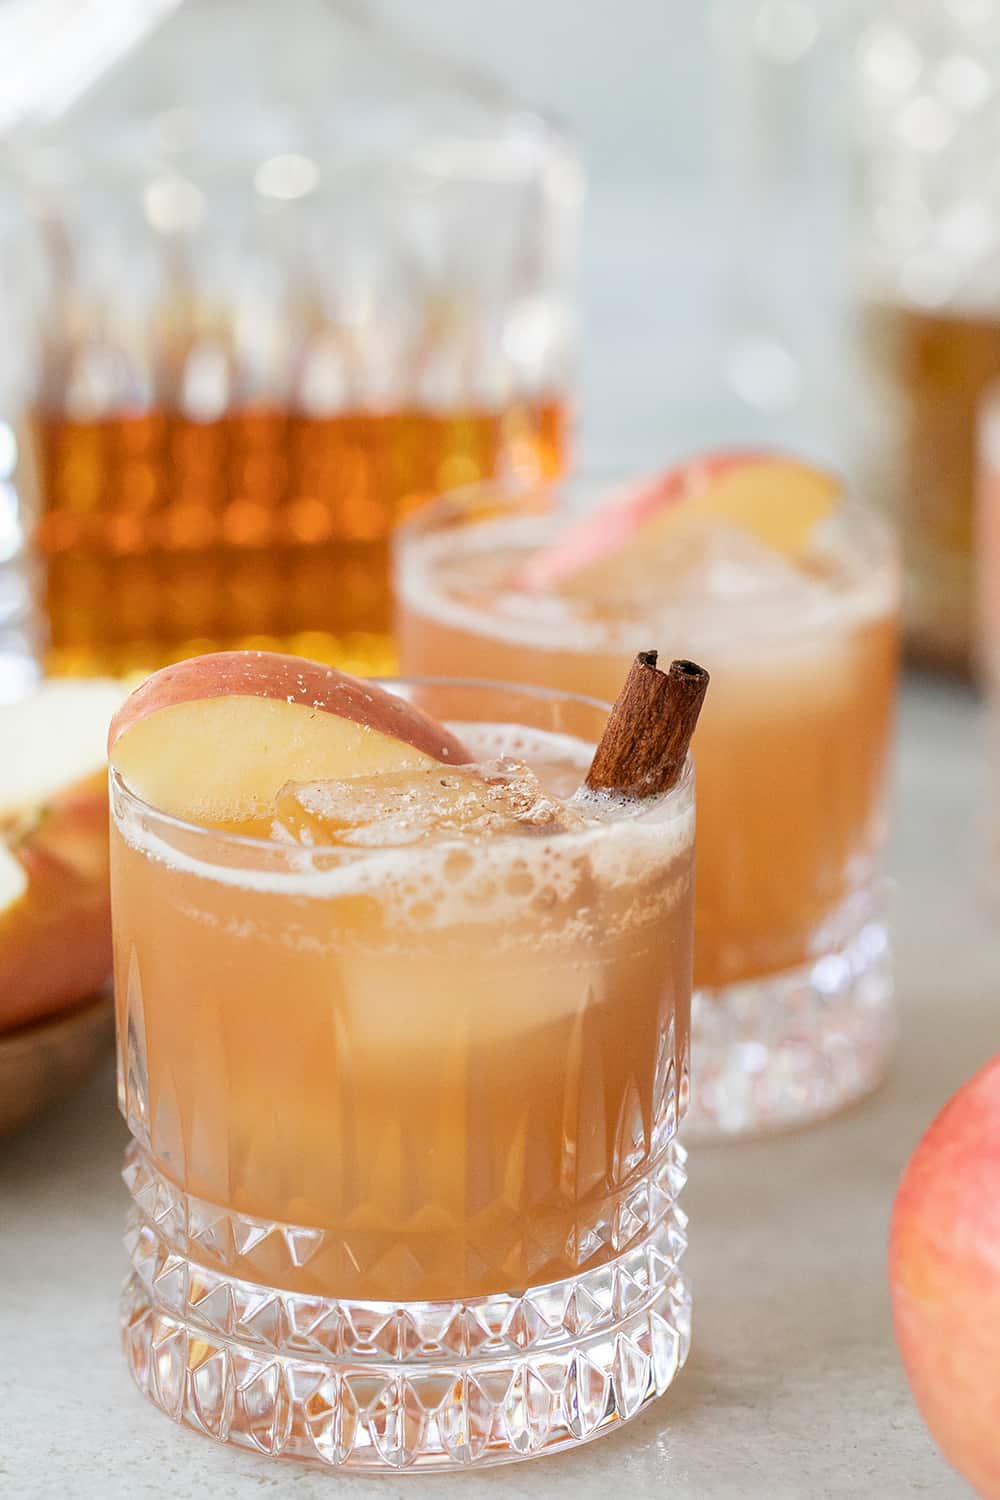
left=0, top=0, right=581, bottom=678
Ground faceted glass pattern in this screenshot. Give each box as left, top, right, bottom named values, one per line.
left=122, top=1140, right=691, bottom=1471
left=688, top=903, right=894, bottom=1139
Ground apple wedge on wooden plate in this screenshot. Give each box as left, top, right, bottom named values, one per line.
left=0, top=677, right=127, bottom=1135
left=0, top=993, right=115, bottom=1137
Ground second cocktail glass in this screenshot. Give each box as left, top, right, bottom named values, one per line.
left=395, top=463, right=901, bottom=1137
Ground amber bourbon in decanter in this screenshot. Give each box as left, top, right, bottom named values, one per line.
left=2, top=0, right=580, bottom=676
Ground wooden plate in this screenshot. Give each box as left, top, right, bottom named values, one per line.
left=0, top=992, right=114, bottom=1138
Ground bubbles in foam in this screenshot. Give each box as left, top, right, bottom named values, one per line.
left=398, top=508, right=896, bottom=655
left=115, top=721, right=694, bottom=929
left=271, top=753, right=584, bottom=850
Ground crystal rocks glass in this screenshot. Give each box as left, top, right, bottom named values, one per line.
left=113, top=678, right=695, bottom=1471
left=395, top=480, right=901, bottom=1138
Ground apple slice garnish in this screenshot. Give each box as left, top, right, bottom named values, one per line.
left=517, top=452, right=841, bottom=595
left=108, top=651, right=476, bottom=825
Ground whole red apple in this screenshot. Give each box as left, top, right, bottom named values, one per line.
left=889, top=1054, right=1000, bottom=1499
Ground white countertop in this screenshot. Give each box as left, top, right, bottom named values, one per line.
left=0, top=674, right=992, bottom=1499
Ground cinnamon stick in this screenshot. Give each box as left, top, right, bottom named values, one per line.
left=584, top=652, right=708, bottom=800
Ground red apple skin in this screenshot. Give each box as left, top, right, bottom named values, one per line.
left=27, top=770, right=109, bottom=881
left=109, top=651, right=474, bottom=765
left=0, top=780, right=113, bottom=1034
left=516, top=450, right=765, bottom=591
left=889, top=1054, right=1000, bottom=1499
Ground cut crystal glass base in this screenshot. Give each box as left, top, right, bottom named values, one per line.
left=121, top=1141, right=690, bottom=1472
left=687, top=908, right=895, bottom=1140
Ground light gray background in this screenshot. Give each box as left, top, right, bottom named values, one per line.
left=1, top=4, right=996, bottom=1497
left=379, top=0, right=717, bottom=185
left=379, top=0, right=851, bottom=471
left=379, top=0, right=725, bottom=470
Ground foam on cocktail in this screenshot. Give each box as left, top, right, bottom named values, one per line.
left=113, top=721, right=694, bottom=928
left=397, top=507, right=896, bottom=657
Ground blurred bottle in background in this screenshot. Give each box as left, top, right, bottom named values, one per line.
left=977, top=382, right=1000, bottom=874
left=713, top=0, right=1000, bottom=678
left=710, top=0, right=862, bottom=472
left=0, top=0, right=180, bottom=698
left=852, top=0, right=1000, bottom=677
left=0, top=0, right=580, bottom=680
left=0, top=380, right=37, bottom=702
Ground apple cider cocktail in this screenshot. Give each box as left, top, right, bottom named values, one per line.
left=109, top=649, right=703, bottom=1471
left=395, top=456, right=900, bottom=1137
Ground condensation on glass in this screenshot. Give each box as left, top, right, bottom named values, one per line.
left=0, top=0, right=581, bottom=679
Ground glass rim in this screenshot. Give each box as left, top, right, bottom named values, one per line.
left=393, top=468, right=900, bottom=652
left=393, top=464, right=896, bottom=548
left=110, top=673, right=695, bottom=861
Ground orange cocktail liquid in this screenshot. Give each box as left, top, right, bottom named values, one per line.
left=111, top=728, right=693, bottom=1304
left=395, top=518, right=899, bottom=992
